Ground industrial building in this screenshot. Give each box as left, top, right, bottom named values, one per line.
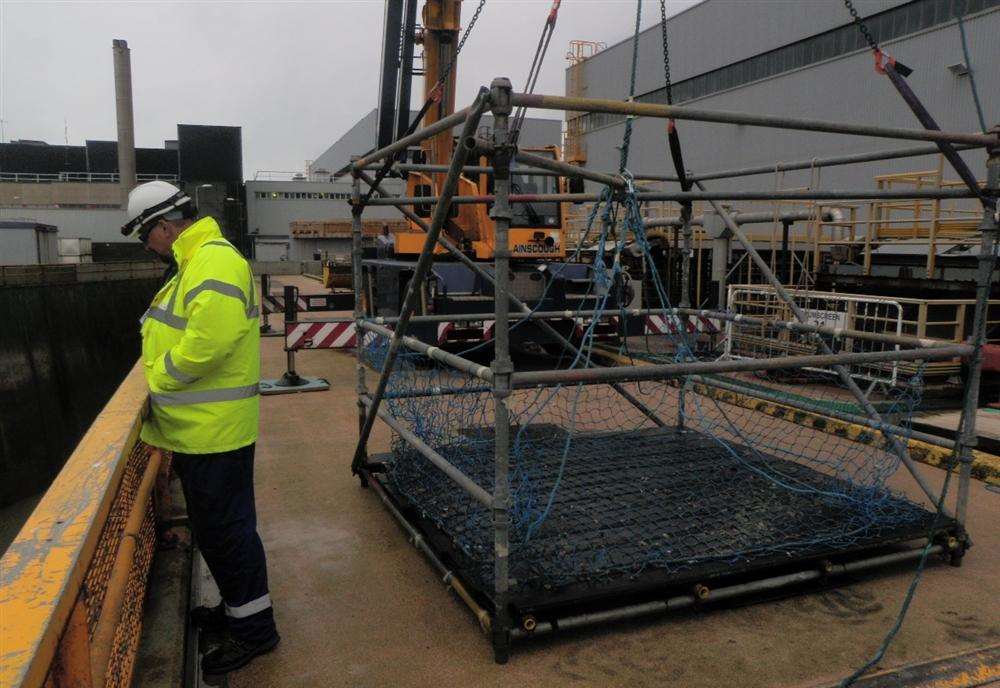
left=245, top=108, right=561, bottom=260
left=0, top=125, right=245, bottom=261
left=573, top=0, right=997, bottom=188
left=568, top=0, right=998, bottom=289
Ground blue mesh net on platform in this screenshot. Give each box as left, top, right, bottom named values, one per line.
left=360, top=191, right=938, bottom=595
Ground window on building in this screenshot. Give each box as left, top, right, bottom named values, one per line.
left=581, top=0, right=999, bottom=134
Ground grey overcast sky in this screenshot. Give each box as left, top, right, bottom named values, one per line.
left=0, top=0, right=698, bottom=177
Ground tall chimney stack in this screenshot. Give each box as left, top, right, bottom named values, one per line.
left=113, top=39, right=137, bottom=207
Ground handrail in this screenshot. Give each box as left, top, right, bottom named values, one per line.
left=0, top=172, right=178, bottom=183
left=0, top=362, right=153, bottom=688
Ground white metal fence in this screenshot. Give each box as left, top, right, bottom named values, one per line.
left=725, top=285, right=904, bottom=386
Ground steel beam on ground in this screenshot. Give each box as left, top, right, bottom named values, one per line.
left=511, top=544, right=944, bottom=640
left=688, top=374, right=956, bottom=452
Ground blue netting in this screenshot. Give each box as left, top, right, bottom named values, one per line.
left=361, top=187, right=939, bottom=594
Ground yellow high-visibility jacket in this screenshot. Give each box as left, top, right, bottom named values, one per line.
left=139, top=217, right=260, bottom=453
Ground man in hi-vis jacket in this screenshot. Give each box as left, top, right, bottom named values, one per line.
left=122, top=181, right=279, bottom=675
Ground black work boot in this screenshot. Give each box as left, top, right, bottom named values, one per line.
left=202, top=632, right=280, bottom=676
left=190, top=602, right=227, bottom=633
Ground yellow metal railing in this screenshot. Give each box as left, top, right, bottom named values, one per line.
left=0, top=362, right=165, bottom=688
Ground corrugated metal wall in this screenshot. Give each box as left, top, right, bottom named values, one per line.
left=578, top=1, right=911, bottom=101
left=577, top=2, right=998, bottom=216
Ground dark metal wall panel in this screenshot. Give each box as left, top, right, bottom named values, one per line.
left=176, top=124, right=243, bottom=183
left=0, top=143, right=87, bottom=175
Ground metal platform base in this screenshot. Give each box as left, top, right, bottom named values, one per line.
left=361, top=425, right=964, bottom=662
left=260, top=375, right=329, bottom=395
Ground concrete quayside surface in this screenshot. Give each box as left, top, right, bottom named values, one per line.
left=222, top=279, right=1000, bottom=687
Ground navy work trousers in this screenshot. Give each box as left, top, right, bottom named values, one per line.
left=173, top=443, right=277, bottom=643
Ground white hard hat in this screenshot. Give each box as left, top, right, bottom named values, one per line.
left=121, top=180, right=192, bottom=238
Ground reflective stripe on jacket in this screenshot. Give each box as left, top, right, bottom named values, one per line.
left=140, top=216, right=260, bottom=453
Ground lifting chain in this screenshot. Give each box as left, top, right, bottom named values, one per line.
left=658, top=0, right=673, bottom=105
left=842, top=0, right=912, bottom=76
left=437, top=0, right=486, bottom=87
left=431, top=0, right=487, bottom=99
left=843, top=0, right=879, bottom=53
left=657, top=0, right=691, bottom=204
left=619, top=0, right=643, bottom=173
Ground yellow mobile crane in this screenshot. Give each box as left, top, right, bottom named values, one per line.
left=392, top=0, right=569, bottom=261
left=358, top=0, right=628, bottom=350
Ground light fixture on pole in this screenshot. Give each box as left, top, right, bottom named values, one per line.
left=195, top=183, right=213, bottom=207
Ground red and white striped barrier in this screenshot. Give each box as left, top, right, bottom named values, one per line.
left=285, top=321, right=357, bottom=350
left=284, top=313, right=713, bottom=351
left=645, top=314, right=721, bottom=335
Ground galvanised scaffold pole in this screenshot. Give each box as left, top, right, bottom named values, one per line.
left=510, top=93, right=998, bottom=147
left=514, top=149, right=626, bottom=188
left=351, top=168, right=368, bottom=467
left=362, top=142, right=979, bottom=183
left=311, top=307, right=959, bottom=350
left=630, top=142, right=979, bottom=183
left=352, top=107, right=473, bottom=169
left=694, top=179, right=950, bottom=512
left=363, top=162, right=562, bottom=177
left=360, top=321, right=493, bottom=381
left=954, top=129, right=1000, bottom=527
left=360, top=187, right=985, bottom=206
left=356, top=158, right=670, bottom=429
left=358, top=394, right=493, bottom=508
left=676, top=212, right=693, bottom=430
left=509, top=344, right=971, bottom=386
left=488, top=77, right=513, bottom=665
left=883, top=63, right=988, bottom=206
left=645, top=208, right=835, bottom=229
left=351, top=89, right=491, bottom=475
